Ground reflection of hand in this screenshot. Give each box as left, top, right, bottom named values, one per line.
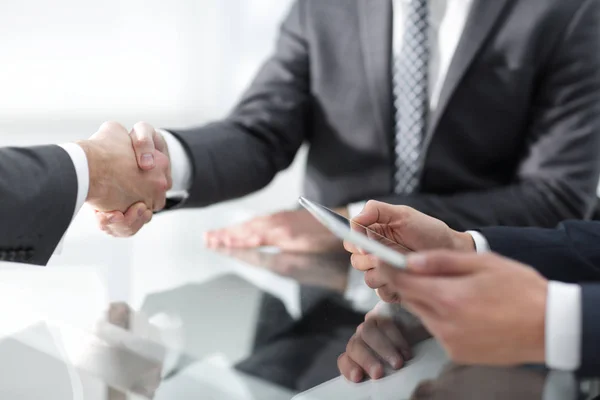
left=79, top=122, right=171, bottom=215
left=93, top=122, right=172, bottom=237
left=216, top=248, right=349, bottom=291
left=205, top=209, right=348, bottom=252
left=337, top=313, right=413, bottom=382
left=397, top=251, right=547, bottom=366
left=410, top=364, right=547, bottom=400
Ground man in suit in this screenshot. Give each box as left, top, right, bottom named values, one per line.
left=0, top=122, right=170, bottom=265
left=98, top=0, right=600, bottom=244
left=340, top=201, right=600, bottom=380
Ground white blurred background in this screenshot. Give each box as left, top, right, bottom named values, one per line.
left=0, top=0, right=304, bottom=297
left=0, top=2, right=311, bottom=396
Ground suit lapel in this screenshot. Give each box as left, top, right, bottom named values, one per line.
left=424, top=0, right=512, bottom=149
left=358, top=0, right=394, bottom=151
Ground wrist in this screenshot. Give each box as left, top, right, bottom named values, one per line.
left=526, top=279, right=548, bottom=364
left=77, top=139, right=108, bottom=203
left=452, top=231, right=476, bottom=252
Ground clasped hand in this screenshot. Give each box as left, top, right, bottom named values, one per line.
left=79, top=121, right=172, bottom=234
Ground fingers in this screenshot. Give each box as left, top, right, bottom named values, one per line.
left=130, top=122, right=157, bottom=170
left=376, top=318, right=413, bottom=360
left=375, top=286, right=402, bottom=303
left=364, top=266, right=398, bottom=289
left=204, top=223, right=265, bottom=249
left=345, top=333, right=385, bottom=380
left=337, top=353, right=365, bottom=383
left=96, top=210, right=125, bottom=227
left=360, top=319, right=406, bottom=369
left=152, top=128, right=168, bottom=155
left=350, top=253, right=385, bottom=271
left=406, top=251, right=491, bottom=276
left=152, top=129, right=172, bottom=190
left=97, top=121, right=129, bottom=137
left=97, top=202, right=152, bottom=237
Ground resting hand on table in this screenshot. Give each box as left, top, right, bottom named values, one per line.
left=363, top=250, right=548, bottom=366
left=204, top=208, right=349, bottom=252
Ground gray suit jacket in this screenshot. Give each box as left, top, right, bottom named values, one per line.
left=170, top=0, right=600, bottom=230
left=0, top=146, right=77, bottom=265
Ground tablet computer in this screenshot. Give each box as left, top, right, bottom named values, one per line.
left=298, top=197, right=409, bottom=269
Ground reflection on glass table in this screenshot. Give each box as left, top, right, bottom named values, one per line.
left=1, top=251, right=598, bottom=399
left=214, top=248, right=350, bottom=292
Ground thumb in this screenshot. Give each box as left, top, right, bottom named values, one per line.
left=406, top=250, right=488, bottom=276
left=352, top=200, right=395, bottom=227
left=130, top=121, right=157, bottom=170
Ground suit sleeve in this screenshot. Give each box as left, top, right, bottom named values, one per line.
left=375, top=0, right=600, bottom=231
left=0, top=145, right=78, bottom=265
left=481, top=221, right=600, bottom=282
left=579, top=284, right=600, bottom=376
left=167, top=1, right=309, bottom=208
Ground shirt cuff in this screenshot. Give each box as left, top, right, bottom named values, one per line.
left=58, top=143, right=89, bottom=219
left=55, top=143, right=89, bottom=255
left=348, top=202, right=367, bottom=219
left=466, top=230, right=490, bottom=253
left=545, top=281, right=581, bottom=371
left=159, top=129, right=192, bottom=197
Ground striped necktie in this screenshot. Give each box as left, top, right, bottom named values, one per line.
left=393, top=0, right=429, bottom=194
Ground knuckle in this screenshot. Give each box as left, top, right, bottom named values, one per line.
left=155, top=177, right=169, bottom=193
left=277, top=226, right=293, bottom=238
left=365, top=200, right=381, bottom=210
left=364, top=271, right=378, bottom=289
left=438, top=292, right=459, bottom=312
left=356, top=323, right=366, bottom=336
left=347, top=336, right=359, bottom=353
left=99, top=121, right=126, bottom=133
left=133, top=121, right=152, bottom=131
left=379, top=288, right=398, bottom=303
left=133, top=135, right=152, bottom=148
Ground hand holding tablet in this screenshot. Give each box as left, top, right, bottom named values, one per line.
left=298, top=197, right=411, bottom=269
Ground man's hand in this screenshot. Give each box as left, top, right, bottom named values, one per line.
left=344, top=200, right=475, bottom=256
left=345, top=201, right=475, bottom=302
left=204, top=209, right=349, bottom=252
left=93, top=122, right=171, bottom=237
left=78, top=122, right=171, bottom=214
left=338, top=312, right=413, bottom=382
left=394, top=251, right=548, bottom=366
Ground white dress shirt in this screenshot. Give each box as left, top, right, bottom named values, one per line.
left=467, top=231, right=582, bottom=372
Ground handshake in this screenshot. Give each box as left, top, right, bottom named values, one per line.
left=78, top=121, right=172, bottom=234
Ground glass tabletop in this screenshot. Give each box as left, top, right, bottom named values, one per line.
left=1, top=208, right=595, bottom=399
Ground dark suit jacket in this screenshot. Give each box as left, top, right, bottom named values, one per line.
left=0, top=146, right=77, bottom=265
left=482, top=221, right=600, bottom=376
left=169, top=0, right=600, bottom=230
